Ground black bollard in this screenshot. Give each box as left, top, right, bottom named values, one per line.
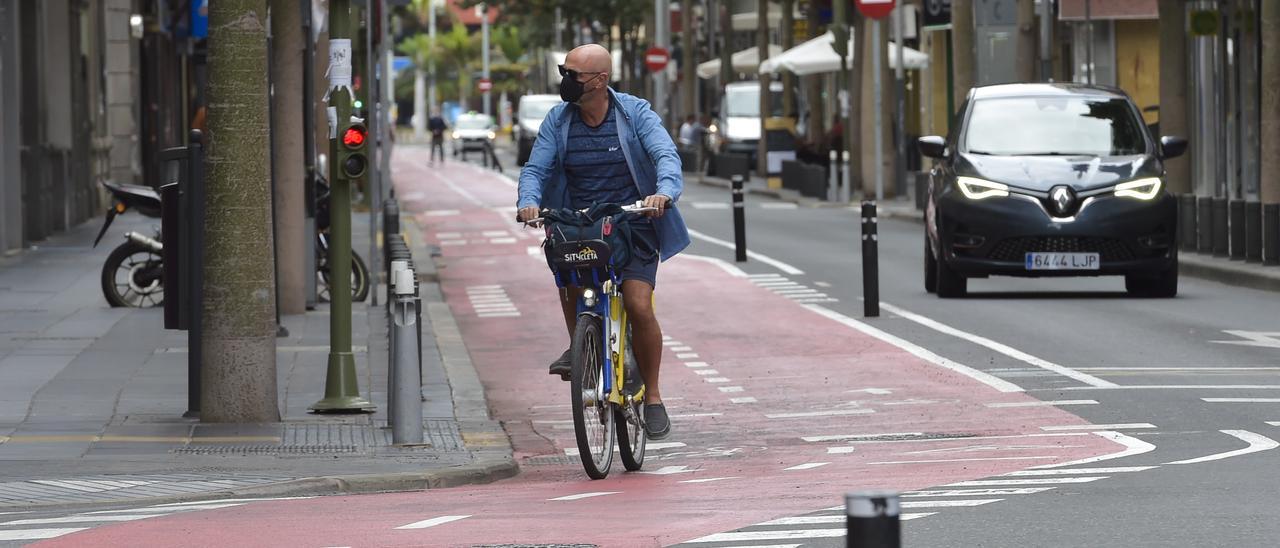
left=861, top=202, right=879, bottom=318
left=732, top=175, right=747, bottom=263
left=1179, top=194, right=1197, bottom=251
left=1212, top=197, right=1229, bottom=257
left=846, top=490, right=900, bottom=548
left=1196, top=196, right=1213, bottom=253
left=1246, top=201, right=1262, bottom=263
left=1229, top=200, right=1245, bottom=260
left=1265, top=204, right=1280, bottom=266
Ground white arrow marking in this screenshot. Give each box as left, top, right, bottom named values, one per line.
left=1210, top=331, right=1280, bottom=349
left=639, top=465, right=696, bottom=475
left=1031, top=431, right=1156, bottom=469
left=1166, top=430, right=1280, bottom=465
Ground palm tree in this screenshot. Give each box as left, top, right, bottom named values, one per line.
left=201, top=0, right=280, bottom=422
left=398, top=33, right=438, bottom=139
left=437, top=21, right=481, bottom=110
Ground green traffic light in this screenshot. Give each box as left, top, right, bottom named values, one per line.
left=353, top=100, right=363, bottom=109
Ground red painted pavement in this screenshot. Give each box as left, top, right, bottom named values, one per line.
left=37, top=151, right=1123, bottom=547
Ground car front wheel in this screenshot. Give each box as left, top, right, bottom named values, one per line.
left=924, top=235, right=938, bottom=294
left=935, top=246, right=967, bottom=298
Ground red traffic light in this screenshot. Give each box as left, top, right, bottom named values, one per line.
left=342, top=126, right=367, bottom=148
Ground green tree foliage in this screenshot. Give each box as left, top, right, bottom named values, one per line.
left=493, top=25, right=525, bottom=64
left=397, top=32, right=437, bottom=69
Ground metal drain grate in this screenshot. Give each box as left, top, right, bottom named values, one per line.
left=171, top=444, right=359, bottom=455
left=521, top=455, right=578, bottom=466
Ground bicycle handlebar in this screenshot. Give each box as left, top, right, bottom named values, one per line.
left=518, top=201, right=666, bottom=227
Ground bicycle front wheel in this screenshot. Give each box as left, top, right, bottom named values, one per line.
left=571, top=313, right=614, bottom=479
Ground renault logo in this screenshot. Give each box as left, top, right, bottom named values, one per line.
left=1050, top=186, right=1077, bottom=216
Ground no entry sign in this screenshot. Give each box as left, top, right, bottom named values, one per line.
left=856, top=0, right=896, bottom=19
left=645, top=47, right=670, bottom=73
left=477, top=78, right=493, bottom=93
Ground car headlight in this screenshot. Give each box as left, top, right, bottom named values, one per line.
left=1114, top=177, right=1161, bottom=200
left=956, top=176, right=1010, bottom=200
left=487, top=131, right=496, bottom=140
left=451, top=131, right=459, bottom=139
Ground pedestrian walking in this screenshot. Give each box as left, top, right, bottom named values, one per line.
left=428, top=109, right=447, bottom=165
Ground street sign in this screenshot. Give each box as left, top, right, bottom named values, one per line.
left=922, top=0, right=952, bottom=29
left=645, top=47, right=670, bottom=73
left=856, top=0, right=896, bottom=20
left=477, top=78, right=493, bottom=93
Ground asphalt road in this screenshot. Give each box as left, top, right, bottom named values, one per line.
left=667, top=171, right=1280, bottom=547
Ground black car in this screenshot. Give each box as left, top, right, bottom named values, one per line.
left=918, top=84, right=1187, bottom=298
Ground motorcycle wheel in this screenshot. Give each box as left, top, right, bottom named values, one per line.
left=317, top=250, right=371, bottom=303
left=101, top=241, right=165, bottom=308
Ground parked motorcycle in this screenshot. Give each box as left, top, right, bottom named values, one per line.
left=93, top=180, right=165, bottom=308
left=93, top=173, right=371, bottom=308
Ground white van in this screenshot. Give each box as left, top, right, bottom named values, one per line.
left=514, top=94, right=562, bottom=165
left=708, top=81, right=786, bottom=166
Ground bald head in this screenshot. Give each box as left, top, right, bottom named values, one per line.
left=566, top=44, right=612, bottom=75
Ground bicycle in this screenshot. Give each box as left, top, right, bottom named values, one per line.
left=523, top=202, right=656, bottom=479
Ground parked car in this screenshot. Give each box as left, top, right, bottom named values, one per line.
left=452, top=112, right=497, bottom=157
left=515, top=94, right=562, bottom=166
left=918, top=83, right=1187, bottom=298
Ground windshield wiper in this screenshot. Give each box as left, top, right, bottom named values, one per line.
left=1018, top=151, right=1095, bottom=156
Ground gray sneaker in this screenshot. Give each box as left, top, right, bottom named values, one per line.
left=548, top=349, right=571, bottom=381
left=644, top=403, right=671, bottom=440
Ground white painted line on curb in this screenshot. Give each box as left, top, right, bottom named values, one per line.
left=784, top=462, right=830, bottom=471
left=395, top=515, right=472, bottom=529
left=687, top=228, right=804, bottom=275
left=986, top=400, right=1099, bottom=407
left=1202, top=398, right=1280, bottom=403
left=0, top=528, right=90, bottom=541
left=879, top=301, right=1117, bottom=388
left=1002, top=466, right=1157, bottom=476
left=802, top=304, right=1023, bottom=393
left=767, top=409, right=875, bottom=418
left=547, top=492, right=621, bottom=501
left=869, top=456, right=1057, bottom=465
left=686, top=528, right=844, bottom=543
left=1031, top=431, right=1156, bottom=469
left=945, top=477, right=1107, bottom=487
left=1165, top=430, right=1279, bottom=465
left=1041, top=423, right=1155, bottom=431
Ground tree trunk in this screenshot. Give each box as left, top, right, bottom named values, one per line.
left=1158, top=1, right=1191, bottom=195
left=202, top=0, right=280, bottom=423
left=757, top=0, right=770, bottom=177
left=847, top=10, right=865, bottom=193
left=270, top=0, right=306, bottom=316
left=1259, top=0, right=1280, bottom=203
left=951, top=0, right=975, bottom=108
left=803, top=0, right=824, bottom=143
left=413, top=69, right=426, bottom=140
left=1015, top=0, right=1035, bottom=83
left=780, top=0, right=795, bottom=118
left=861, top=15, right=895, bottom=198
left=681, top=0, right=696, bottom=122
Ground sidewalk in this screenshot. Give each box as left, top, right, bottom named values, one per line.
left=0, top=208, right=514, bottom=509
left=696, top=171, right=1280, bottom=293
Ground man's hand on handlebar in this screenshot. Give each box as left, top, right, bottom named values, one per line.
left=518, top=206, right=542, bottom=227
left=642, top=194, right=671, bottom=218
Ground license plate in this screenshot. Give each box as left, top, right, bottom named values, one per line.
left=1025, top=252, right=1099, bottom=270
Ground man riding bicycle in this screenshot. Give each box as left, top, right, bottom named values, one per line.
left=517, top=44, right=690, bottom=440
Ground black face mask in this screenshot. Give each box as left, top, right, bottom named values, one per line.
left=559, top=75, right=586, bottom=104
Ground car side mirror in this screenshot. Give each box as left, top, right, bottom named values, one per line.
left=917, top=135, right=947, bottom=159
left=1160, top=136, right=1187, bottom=159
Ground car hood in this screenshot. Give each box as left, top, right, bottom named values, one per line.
left=957, top=153, right=1160, bottom=192
left=453, top=128, right=491, bottom=138
left=519, top=119, right=543, bottom=134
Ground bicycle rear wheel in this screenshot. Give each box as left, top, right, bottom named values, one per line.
left=571, top=313, right=614, bottom=479
left=616, top=331, right=646, bottom=471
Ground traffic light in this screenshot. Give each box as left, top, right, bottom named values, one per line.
left=339, top=121, right=368, bottom=179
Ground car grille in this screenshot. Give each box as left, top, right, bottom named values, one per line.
left=986, top=236, right=1135, bottom=262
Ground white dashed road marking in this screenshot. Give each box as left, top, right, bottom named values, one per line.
left=395, top=515, right=472, bottom=529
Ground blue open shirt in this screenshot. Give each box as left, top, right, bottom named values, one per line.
left=517, top=89, right=691, bottom=262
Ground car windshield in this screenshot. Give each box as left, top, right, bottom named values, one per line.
left=455, top=115, right=491, bottom=130
left=520, top=100, right=558, bottom=121
left=723, top=87, right=784, bottom=118
left=963, top=96, right=1147, bottom=156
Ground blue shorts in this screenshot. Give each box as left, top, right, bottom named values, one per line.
left=620, top=221, right=659, bottom=289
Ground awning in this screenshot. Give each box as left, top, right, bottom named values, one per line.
left=696, top=45, right=785, bottom=80
left=758, top=31, right=929, bottom=76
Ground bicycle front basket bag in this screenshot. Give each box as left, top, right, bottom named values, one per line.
left=542, top=205, right=634, bottom=275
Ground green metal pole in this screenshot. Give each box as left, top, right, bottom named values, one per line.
left=354, top=9, right=371, bottom=210
left=312, top=0, right=375, bottom=413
